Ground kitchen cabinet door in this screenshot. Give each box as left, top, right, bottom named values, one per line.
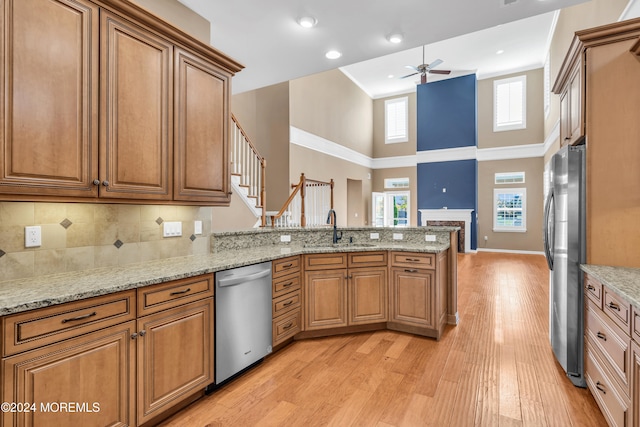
left=100, top=10, right=173, bottom=200
left=0, top=0, right=99, bottom=197
left=2, top=321, right=136, bottom=427
left=349, top=267, right=387, bottom=325
left=304, top=270, right=348, bottom=330
left=390, top=267, right=435, bottom=329
left=136, top=298, right=213, bottom=425
left=174, top=48, right=231, bottom=204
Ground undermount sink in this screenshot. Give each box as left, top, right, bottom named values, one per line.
left=303, top=242, right=378, bottom=249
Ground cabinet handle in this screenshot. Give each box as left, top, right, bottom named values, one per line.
left=587, top=285, right=595, bottom=291
left=596, top=332, right=607, bottom=341
left=283, top=322, right=294, bottom=330
left=61, top=311, right=97, bottom=323
left=283, top=300, right=293, bottom=307
left=404, top=269, right=419, bottom=273
left=102, top=180, right=109, bottom=187
left=283, top=282, right=293, bottom=288
left=607, top=301, right=620, bottom=311
left=282, top=263, right=293, bottom=269
left=405, top=258, right=420, bottom=262
left=595, top=381, right=606, bottom=394
left=170, top=287, right=191, bottom=296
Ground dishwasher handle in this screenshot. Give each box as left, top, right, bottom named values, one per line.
left=217, top=268, right=271, bottom=287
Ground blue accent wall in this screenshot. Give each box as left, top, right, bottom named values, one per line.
left=416, top=73, right=478, bottom=250
left=417, top=74, right=477, bottom=151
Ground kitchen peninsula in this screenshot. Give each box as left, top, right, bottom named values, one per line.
left=0, top=226, right=458, bottom=427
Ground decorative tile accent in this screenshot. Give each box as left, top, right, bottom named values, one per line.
left=60, top=218, right=73, bottom=229
left=0, top=249, right=5, bottom=258
left=155, top=217, right=164, bottom=225
left=113, top=239, right=124, bottom=249
left=190, top=235, right=196, bottom=242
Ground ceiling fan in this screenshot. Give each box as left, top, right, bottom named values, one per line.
left=400, top=45, right=451, bottom=84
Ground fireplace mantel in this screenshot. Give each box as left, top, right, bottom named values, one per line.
left=419, top=209, right=474, bottom=253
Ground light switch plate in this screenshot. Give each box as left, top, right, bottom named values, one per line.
left=369, top=232, right=379, bottom=240
left=163, top=221, right=182, bottom=237
left=194, top=220, right=203, bottom=235
left=425, top=234, right=437, bottom=242
left=280, top=235, right=291, bottom=242
left=393, top=233, right=403, bottom=240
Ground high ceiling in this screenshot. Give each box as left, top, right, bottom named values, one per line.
left=178, top=0, right=625, bottom=98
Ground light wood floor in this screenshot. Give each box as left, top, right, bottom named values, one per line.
left=160, top=252, right=606, bottom=427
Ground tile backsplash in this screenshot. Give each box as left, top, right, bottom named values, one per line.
left=0, top=202, right=212, bottom=282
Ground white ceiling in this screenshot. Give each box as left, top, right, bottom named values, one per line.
left=178, top=0, right=635, bottom=98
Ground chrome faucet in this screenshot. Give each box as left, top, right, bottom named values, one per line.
left=326, top=209, right=342, bottom=244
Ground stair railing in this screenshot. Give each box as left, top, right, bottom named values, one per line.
left=269, top=173, right=333, bottom=227
left=231, top=114, right=266, bottom=227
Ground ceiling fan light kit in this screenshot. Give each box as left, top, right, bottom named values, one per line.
left=400, top=45, right=452, bottom=84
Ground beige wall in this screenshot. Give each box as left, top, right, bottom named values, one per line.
left=232, top=83, right=291, bottom=210
left=478, top=68, right=545, bottom=149
left=290, top=69, right=373, bottom=157
left=290, top=145, right=372, bottom=227
left=373, top=92, right=417, bottom=158
left=477, top=158, right=545, bottom=252
left=372, top=167, right=418, bottom=227
left=0, top=202, right=212, bottom=281
left=129, top=0, right=210, bottom=44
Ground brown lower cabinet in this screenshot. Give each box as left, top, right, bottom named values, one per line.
left=1, top=274, right=214, bottom=427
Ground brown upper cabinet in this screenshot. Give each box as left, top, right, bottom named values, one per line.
left=0, top=0, right=242, bottom=205
left=555, top=58, right=584, bottom=147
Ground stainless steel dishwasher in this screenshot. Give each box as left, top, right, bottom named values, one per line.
left=214, top=261, right=272, bottom=384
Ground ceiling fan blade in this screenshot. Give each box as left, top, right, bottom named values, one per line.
left=400, top=72, right=419, bottom=79
left=425, top=59, right=443, bottom=70
left=404, top=65, right=419, bottom=71
left=429, top=69, right=451, bottom=75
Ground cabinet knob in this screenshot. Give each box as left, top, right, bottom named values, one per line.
left=102, top=180, right=110, bottom=187
left=131, top=333, right=138, bottom=340
left=93, top=179, right=101, bottom=186
left=139, top=330, right=146, bottom=337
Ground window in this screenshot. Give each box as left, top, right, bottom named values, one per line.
left=493, top=188, right=526, bottom=232
left=372, top=191, right=409, bottom=227
left=495, top=172, right=525, bottom=185
left=385, top=97, right=408, bottom=144
left=384, top=177, right=409, bottom=189
left=494, top=75, right=526, bottom=132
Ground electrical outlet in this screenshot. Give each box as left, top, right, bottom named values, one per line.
left=280, top=235, right=291, bottom=242
left=369, top=232, right=379, bottom=240
left=194, top=220, right=203, bottom=235
left=25, top=226, right=42, bottom=248
left=484, top=236, right=488, bottom=241
left=425, top=234, right=436, bottom=242
left=393, top=233, right=403, bottom=240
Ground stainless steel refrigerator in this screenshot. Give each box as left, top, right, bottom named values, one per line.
left=543, top=144, right=586, bottom=388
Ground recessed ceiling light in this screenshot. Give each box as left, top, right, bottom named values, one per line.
left=496, top=49, right=505, bottom=55
left=297, top=16, right=317, bottom=28
left=388, top=74, right=394, bottom=79
left=387, top=33, right=403, bottom=44
left=325, top=50, right=342, bottom=59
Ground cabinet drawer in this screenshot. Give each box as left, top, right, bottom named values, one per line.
left=585, top=300, right=630, bottom=395
left=273, top=290, right=301, bottom=318
left=304, top=253, right=347, bottom=270
left=585, top=343, right=630, bottom=427
left=2, top=290, right=136, bottom=357
left=585, top=274, right=603, bottom=309
left=391, top=252, right=435, bottom=269
left=138, top=274, right=214, bottom=316
left=272, top=310, right=301, bottom=346
left=273, top=272, right=301, bottom=299
left=348, top=251, right=387, bottom=268
left=273, top=256, right=301, bottom=278
left=603, top=287, right=631, bottom=335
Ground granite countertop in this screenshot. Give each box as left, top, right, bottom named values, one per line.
left=0, top=241, right=449, bottom=316
left=581, top=264, right=640, bottom=308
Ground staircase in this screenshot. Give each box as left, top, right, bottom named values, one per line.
left=231, top=115, right=334, bottom=228
left=230, top=114, right=266, bottom=227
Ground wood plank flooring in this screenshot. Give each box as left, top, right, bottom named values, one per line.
left=160, top=252, right=606, bottom=426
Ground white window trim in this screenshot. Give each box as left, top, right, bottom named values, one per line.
left=493, top=75, right=527, bottom=132
left=384, top=96, right=409, bottom=144
left=493, top=188, right=527, bottom=233
left=544, top=53, right=550, bottom=118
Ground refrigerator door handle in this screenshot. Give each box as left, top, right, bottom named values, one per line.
left=543, top=188, right=554, bottom=270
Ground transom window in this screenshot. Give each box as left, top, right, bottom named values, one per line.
left=493, top=188, right=526, bottom=232
left=494, top=75, right=526, bottom=132
left=495, top=172, right=525, bottom=185
left=385, top=97, right=408, bottom=144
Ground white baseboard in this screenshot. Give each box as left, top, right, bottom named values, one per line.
left=476, top=248, right=545, bottom=256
